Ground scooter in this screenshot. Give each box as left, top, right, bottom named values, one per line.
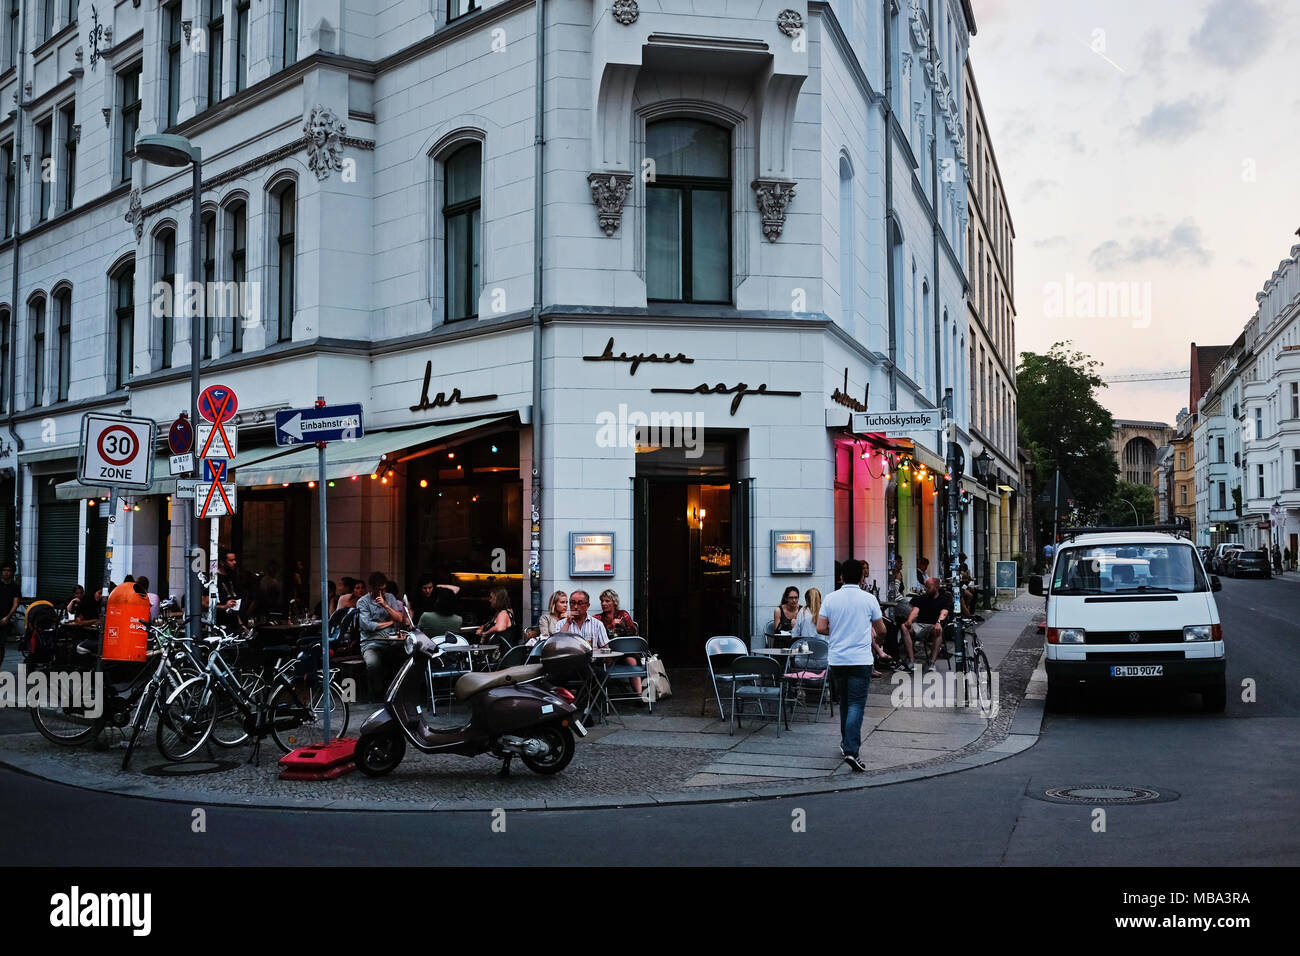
left=355, top=631, right=590, bottom=777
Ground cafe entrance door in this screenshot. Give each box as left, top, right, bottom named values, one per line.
left=633, top=440, right=748, bottom=664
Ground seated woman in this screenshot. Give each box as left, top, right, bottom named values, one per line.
left=772, top=586, right=800, bottom=647
left=474, top=587, right=519, bottom=651
left=596, top=589, right=642, bottom=696
left=63, top=585, right=85, bottom=621
left=793, top=587, right=822, bottom=639
left=533, top=590, right=569, bottom=643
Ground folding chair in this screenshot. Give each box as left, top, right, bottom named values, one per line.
left=493, top=644, right=531, bottom=671
left=729, top=655, right=788, bottom=736
left=604, top=636, right=651, bottom=715
left=782, top=638, right=833, bottom=722
left=703, top=636, right=752, bottom=720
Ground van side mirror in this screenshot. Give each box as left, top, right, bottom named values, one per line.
left=1028, top=575, right=1044, bottom=597
left=1211, top=576, right=1221, bottom=592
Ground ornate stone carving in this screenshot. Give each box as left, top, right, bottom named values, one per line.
left=181, top=19, right=192, bottom=44
left=304, top=105, right=347, bottom=181
left=71, top=124, right=81, bottom=144
left=752, top=179, right=796, bottom=242
left=588, top=172, right=634, bottom=236
left=612, top=0, right=639, bottom=25
left=102, top=107, right=111, bottom=126
left=909, top=0, right=929, bottom=48
left=124, top=188, right=144, bottom=243
left=777, top=9, right=804, bottom=38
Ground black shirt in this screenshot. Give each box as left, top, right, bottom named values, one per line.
left=0, top=579, right=20, bottom=620
left=216, top=572, right=242, bottom=626
left=911, top=591, right=952, bottom=626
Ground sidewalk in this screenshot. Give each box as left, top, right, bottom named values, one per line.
left=0, top=597, right=1047, bottom=811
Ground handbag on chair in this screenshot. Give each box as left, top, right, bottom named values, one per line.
left=641, top=654, right=671, bottom=702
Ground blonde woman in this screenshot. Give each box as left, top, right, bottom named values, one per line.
left=793, top=587, right=822, bottom=639
left=535, top=590, right=569, bottom=641
left=596, top=589, right=642, bottom=696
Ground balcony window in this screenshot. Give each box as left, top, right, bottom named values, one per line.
left=646, top=119, right=732, bottom=304
left=442, top=143, right=480, bottom=322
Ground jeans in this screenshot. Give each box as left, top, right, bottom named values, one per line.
left=363, top=643, right=403, bottom=702
left=831, top=665, right=872, bottom=757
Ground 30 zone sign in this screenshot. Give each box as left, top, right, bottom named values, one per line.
left=78, top=414, right=157, bottom=490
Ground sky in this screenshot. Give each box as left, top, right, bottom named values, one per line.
left=970, top=0, right=1300, bottom=424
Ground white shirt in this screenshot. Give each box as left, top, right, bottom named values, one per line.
left=556, top=615, right=610, bottom=649
left=793, top=606, right=818, bottom=639
left=817, top=584, right=883, bottom=667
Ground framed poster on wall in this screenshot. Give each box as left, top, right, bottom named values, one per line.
left=771, top=531, right=814, bottom=574
left=570, top=532, right=615, bottom=577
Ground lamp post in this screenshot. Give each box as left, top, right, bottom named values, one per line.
left=134, top=134, right=202, bottom=649
left=1116, top=497, right=1139, bottom=525
left=973, top=450, right=994, bottom=607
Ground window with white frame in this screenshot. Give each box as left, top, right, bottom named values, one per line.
left=442, top=143, right=481, bottom=321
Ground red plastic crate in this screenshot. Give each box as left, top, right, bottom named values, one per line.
left=278, top=738, right=358, bottom=781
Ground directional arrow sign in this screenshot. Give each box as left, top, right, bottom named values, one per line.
left=274, top=404, right=365, bottom=446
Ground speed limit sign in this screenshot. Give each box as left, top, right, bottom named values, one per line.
left=78, top=413, right=157, bottom=490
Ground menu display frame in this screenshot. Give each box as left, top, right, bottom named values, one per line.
left=570, top=531, right=616, bottom=578
left=771, top=530, right=815, bottom=575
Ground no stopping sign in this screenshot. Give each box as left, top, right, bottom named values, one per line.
left=79, top=414, right=157, bottom=490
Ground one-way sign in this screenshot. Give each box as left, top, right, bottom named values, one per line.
left=275, top=404, right=365, bottom=446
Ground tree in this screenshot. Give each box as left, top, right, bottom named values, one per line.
left=1018, top=342, right=1118, bottom=534
left=1102, top=480, right=1156, bottom=525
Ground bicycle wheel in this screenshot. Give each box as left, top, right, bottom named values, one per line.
left=122, top=684, right=160, bottom=770
left=269, top=679, right=349, bottom=753
left=972, top=649, right=993, bottom=714
left=30, top=666, right=107, bottom=746
left=211, top=671, right=266, bottom=748
left=156, top=676, right=217, bottom=762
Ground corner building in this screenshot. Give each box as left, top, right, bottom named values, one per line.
left=0, top=0, right=983, bottom=662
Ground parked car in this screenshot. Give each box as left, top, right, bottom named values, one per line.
left=1225, top=550, right=1272, bottom=579
left=1196, top=545, right=1213, bottom=567
left=1210, top=542, right=1243, bottom=573
left=1029, top=530, right=1225, bottom=713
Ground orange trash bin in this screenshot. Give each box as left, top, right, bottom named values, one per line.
left=101, top=582, right=151, bottom=662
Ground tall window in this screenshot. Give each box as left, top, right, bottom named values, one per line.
left=1291, top=382, right=1299, bottom=420
left=7, top=0, right=17, bottom=68
left=1216, top=436, right=1224, bottom=462
left=0, top=307, right=8, bottom=410
left=282, top=0, right=299, bottom=66
left=207, top=0, right=225, bottom=107
left=164, top=2, right=183, bottom=128
left=36, top=118, right=52, bottom=222
left=61, top=102, right=76, bottom=212
left=156, top=228, right=176, bottom=368
left=442, top=143, right=481, bottom=321
left=227, top=202, right=246, bottom=351
left=235, top=0, right=250, bottom=92
left=41, top=0, right=55, bottom=42
left=271, top=183, right=296, bottom=342
left=54, top=287, right=70, bottom=401
left=119, top=63, right=142, bottom=184
left=1254, top=407, right=1262, bottom=441
left=113, top=265, right=135, bottom=390
left=30, top=299, right=45, bottom=406
left=646, top=120, right=731, bottom=303
left=66, top=0, right=75, bottom=26
left=1256, top=464, right=1265, bottom=499
left=201, top=212, right=215, bottom=358
left=1293, top=450, right=1300, bottom=491
left=449, top=0, right=480, bottom=21
left=2, top=142, right=12, bottom=237
left=838, top=156, right=854, bottom=324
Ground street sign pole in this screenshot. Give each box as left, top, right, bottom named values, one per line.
left=102, top=486, right=117, bottom=606
left=318, top=436, right=332, bottom=742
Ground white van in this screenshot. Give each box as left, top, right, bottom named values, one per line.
left=1029, top=530, right=1225, bottom=712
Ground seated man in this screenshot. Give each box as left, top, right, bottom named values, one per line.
left=357, top=571, right=408, bottom=702
left=899, top=576, right=952, bottom=674
left=958, top=553, right=978, bottom=618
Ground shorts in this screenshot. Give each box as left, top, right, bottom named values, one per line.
left=910, top=622, right=942, bottom=643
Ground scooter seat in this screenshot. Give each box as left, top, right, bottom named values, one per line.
left=455, top=664, right=544, bottom=700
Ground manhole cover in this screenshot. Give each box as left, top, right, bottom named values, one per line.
left=1038, top=785, right=1177, bottom=805
left=142, top=760, right=240, bottom=777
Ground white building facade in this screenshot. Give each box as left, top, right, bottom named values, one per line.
left=0, top=0, right=984, bottom=660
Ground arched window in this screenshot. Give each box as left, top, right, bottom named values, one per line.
left=443, top=143, right=481, bottom=322
left=111, top=262, right=134, bottom=390
left=839, top=155, right=854, bottom=325
left=226, top=201, right=247, bottom=351
left=29, top=295, right=46, bottom=407
left=268, top=180, right=296, bottom=343
left=154, top=227, right=177, bottom=368
left=201, top=211, right=216, bottom=358
left=646, top=119, right=731, bottom=304
left=0, top=306, right=9, bottom=411
left=53, top=285, right=71, bottom=402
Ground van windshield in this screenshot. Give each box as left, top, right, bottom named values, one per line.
left=1052, top=544, right=1208, bottom=595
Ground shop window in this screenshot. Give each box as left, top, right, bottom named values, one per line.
left=646, top=119, right=732, bottom=304
left=443, top=143, right=481, bottom=322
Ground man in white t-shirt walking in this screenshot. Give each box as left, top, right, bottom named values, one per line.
left=817, top=558, right=885, bottom=771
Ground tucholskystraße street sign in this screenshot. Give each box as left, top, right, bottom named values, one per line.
left=274, top=404, right=365, bottom=446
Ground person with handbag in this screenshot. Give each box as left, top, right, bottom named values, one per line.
left=597, top=589, right=642, bottom=696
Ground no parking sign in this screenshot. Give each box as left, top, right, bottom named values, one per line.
left=78, top=414, right=157, bottom=490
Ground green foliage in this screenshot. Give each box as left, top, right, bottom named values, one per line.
left=1103, top=480, right=1156, bottom=525
left=1018, top=342, right=1118, bottom=532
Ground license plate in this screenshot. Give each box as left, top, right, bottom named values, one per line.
left=571, top=719, right=588, bottom=737
left=1111, top=665, right=1163, bottom=677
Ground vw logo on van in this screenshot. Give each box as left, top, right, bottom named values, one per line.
left=1128, top=632, right=1140, bottom=643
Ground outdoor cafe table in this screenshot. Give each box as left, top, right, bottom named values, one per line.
left=577, top=650, right=624, bottom=726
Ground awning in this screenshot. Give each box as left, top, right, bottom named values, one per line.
left=55, top=456, right=176, bottom=501
left=234, top=415, right=513, bottom=486
left=894, top=438, right=946, bottom=473
left=20, top=443, right=79, bottom=464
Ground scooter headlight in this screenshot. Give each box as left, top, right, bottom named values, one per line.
left=404, top=633, right=417, bottom=655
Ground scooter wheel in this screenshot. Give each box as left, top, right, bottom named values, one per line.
left=520, top=726, right=576, bottom=775
left=356, top=731, right=406, bottom=777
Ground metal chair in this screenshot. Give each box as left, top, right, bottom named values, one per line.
left=604, top=636, right=651, bottom=714
left=782, top=638, right=832, bottom=722
left=493, top=644, right=531, bottom=671
left=703, top=636, right=753, bottom=720
left=730, top=655, right=788, bottom=735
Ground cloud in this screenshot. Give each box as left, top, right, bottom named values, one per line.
left=1022, top=178, right=1060, bottom=201
left=1133, top=98, right=1214, bottom=143
left=1139, top=31, right=1168, bottom=81
left=1189, top=0, right=1275, bottom=70
left=1088, top=219, right=1213, bottom=272
left=1034, top=236, right=1069, bottom=250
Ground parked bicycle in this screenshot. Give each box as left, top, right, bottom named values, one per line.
left=947, top=614, right=993, bottom=714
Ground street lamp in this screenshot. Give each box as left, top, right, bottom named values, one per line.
left=134, top=134, right=203, bottom=650
left=1115, top=497, right=1139, bottom=525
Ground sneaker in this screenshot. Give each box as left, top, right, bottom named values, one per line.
left=902, top=661, right=915, bottom=674
left=922, top=661, right=933, bottom=674
left=843, top=754, right=867, bottom=772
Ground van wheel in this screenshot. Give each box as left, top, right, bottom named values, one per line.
left=1201, top=682, right=1226, bottom=714
left=1047, top=680, right=1077, bottom=713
